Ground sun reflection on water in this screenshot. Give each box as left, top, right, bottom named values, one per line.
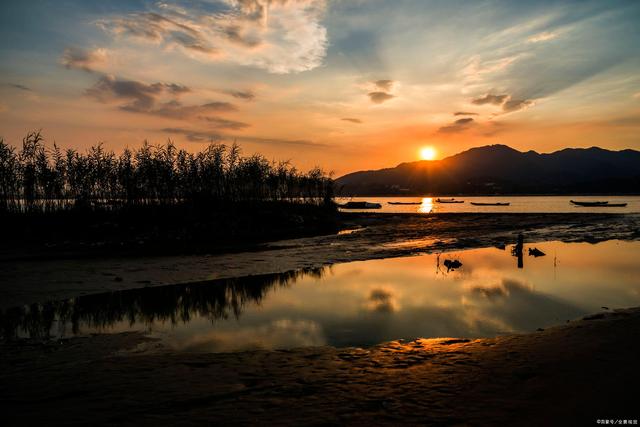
left=419, top=197, right=434, bottom=213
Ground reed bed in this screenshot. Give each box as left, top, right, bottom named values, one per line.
left=0, top=131, right=334, bottom=213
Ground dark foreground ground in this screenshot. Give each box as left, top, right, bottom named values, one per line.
left=1, top=212, right=639, bottom=425
left=1, top=308, right=638, bottom=426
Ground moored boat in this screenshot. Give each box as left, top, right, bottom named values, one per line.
left=470, top=202, right=510, bottom=206
left=435, top=198, right=464, bottom=204
left=339, top=201, right=382, bottom=209
left=570, top=200, right=627, bottom=207
left=388, top=201, right=422, bottom=205
left=570, top=200, right=609, bottom=206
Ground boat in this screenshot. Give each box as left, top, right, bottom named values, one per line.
left=470, top=202, right=510, bottom=206
left=388, top=201, right=422, bottom=205
left=570, top=200, right=608, bottom=206
left=570, top=200, right=627, bottom=207
left=435, top=198, right=464, bottom=204
left=338, top=201, right=382, bottom=209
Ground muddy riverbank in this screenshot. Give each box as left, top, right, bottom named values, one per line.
left=2, top=307, right=638, bottom=425
left=1, top=213, right=638, bottom=308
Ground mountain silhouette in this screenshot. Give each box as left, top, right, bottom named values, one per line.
left=336, top=145, right=640, bottom=195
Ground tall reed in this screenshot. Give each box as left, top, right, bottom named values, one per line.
left=0, top=131, right=334, bottom=213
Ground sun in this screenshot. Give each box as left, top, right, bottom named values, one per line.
left=420, top=146, right=437, bottom=160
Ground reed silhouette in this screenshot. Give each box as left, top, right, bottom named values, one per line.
left=0, top=131, right=333, bottom=212
left=0, top=132, right=338, bottom=255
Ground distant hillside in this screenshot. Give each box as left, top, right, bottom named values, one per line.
left=335, top=145, right=640, bottom=195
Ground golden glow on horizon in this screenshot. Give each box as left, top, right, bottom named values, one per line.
left=420, top=147, right=437, bottom=161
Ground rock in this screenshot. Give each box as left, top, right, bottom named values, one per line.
left=528, top=247, right=546, bottom=257
left=443, top=259, right=462, bottom=271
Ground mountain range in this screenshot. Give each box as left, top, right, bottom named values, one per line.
left=335, top=145, right=640, bottom=195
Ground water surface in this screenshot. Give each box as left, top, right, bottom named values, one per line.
left=338, top=196, right=640, bottom=213
left=2, top=240, right=639, bottom=352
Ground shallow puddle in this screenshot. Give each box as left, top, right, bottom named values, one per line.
left=2, top=240, right=639, bottom=353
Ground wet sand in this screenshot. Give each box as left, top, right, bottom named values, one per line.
left=1, top=212, right=638, bottom=308
left=2, top=308, right=639, bottom=426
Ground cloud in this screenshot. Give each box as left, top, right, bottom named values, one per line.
left=453, top=111, right=478, bottom=116
left=142, top=100, right=237, bottom=119
left=203, top=116, right=250, bottom=130
left=60, top=47, right=108, bottom=72
left=86, top=75, right=165, bottom=110
left=97, top=12, right=217, bottom=55
left=96, top=1, right=328, bottom=73
left=365, top=288, right=398, bottom=313
left=0, top=103, right=7, bottom=112
left=528, top=31, right=559, bottom=43
left=438, top=117, right=475, bottom=134
left=161, top=127, right=325, bottom=146
left=473, top=10, right=632, bottom=106
left=607, top=115, right=640, bottom=127
left=162, top=128, right=222, bottom=142
left=470, top=93, right=534, bottom=114
left=221, top=24, right=261, bottom=48
left=222, top=89, right=256, bottom=101
left=5, top=83, right=32, bottom=91
left=242, top=135, right=327, bottom=147
left=341, top=117, right=362, bottom=124
left=368, top=91, right=394, bottom=104
left=502, top=98, right=534, bottom=112
left=471, top=93, right=509, bottom=106
left=463, top=54, right=522, bottom=82
left=633, top=92, right=640, bottom=100
left=85, top=75, right=243, bottom=124
left=364, top=79, right=395, bottom=104
left=85, top=75, right=191, bottom=111
left=374, top=79, right=394, bottom=91
left=468, top=278, right=533, bottom=300
left=161, top=83, right=191, bottom=95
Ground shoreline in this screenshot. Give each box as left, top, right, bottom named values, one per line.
left=2, top=307, right=639, bottom=425
left=1, top=211, right=635, bottom=263
left=1, top=212, right=638, bottom=309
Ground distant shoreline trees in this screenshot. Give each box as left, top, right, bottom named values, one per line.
left=0, top=131, right=334, bottom=213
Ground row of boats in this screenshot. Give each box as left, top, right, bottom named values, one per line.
left=338, top=198, right=628, bottom=209
left=388, top=198, right=510, bottom=206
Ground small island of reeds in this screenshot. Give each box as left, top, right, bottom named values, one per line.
left=0, top=131, right=337, bottom=257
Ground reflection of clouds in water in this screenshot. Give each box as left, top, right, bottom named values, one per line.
left=365, top=288, right=398, bottom=313
left=170, top=319, right=326, bottom=353
left=467, top=278, right=534, bottom=299
left=462, top=277, right=585, bottom=332
left=9, top=241, right=637, bottom=350
left=461, top=311, right=514, bottom=335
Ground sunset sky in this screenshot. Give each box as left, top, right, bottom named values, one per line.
left=1, top=0, right=639, bottom=176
